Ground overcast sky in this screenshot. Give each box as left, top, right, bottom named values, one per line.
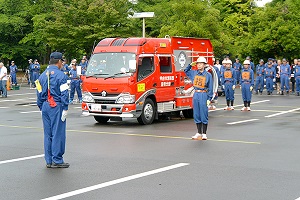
left=254, top=0, right=273, bottom=7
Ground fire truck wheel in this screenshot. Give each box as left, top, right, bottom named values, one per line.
left=137, top=98, right=155, bottom=125
left=182, top=109, right=193, bottom=118
left=94, top=116, right=110, bottom=123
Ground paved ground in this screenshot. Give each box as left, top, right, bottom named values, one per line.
left=0, top=84, right=300, bottom=200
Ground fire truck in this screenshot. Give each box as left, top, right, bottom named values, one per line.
left=81, top=36, right=218, bottom=125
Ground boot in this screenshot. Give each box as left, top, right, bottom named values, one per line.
left=297, top=92, right=300, bottom=96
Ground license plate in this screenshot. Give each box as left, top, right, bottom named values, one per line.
left=91, top=104, right=102, bottom=112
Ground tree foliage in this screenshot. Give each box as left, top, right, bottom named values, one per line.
left=0, top=0, right=299, bottom=66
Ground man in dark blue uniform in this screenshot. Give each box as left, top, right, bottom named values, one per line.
left=31, top=59, right=40, bottom=88
left=69, top=63, right=82, bottom=103
left=221, top=59, right=236, bottom=110
left=36, top=52, right=70, bottom=168
left=255, top=59, right=265, bottom=95
left=9, top=61, right=18, bottom=85
left=240, top=60, right=254, bottom=111
left=184, top=56, right=213, bottom=140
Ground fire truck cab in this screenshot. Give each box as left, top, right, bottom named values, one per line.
left=81, top=36, right=215, bottom=125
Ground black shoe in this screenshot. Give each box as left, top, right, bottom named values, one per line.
left=267, top=92, right=270, bottom=95
left=260, top=92, right=262, bottom=95
left=297, top=92, right=300, bottom=96
left=51, top=162, right=70, bottom=168
left=281, top=91, right=284, bottom=95
left=286, top=91, right=289, bottom=95
left=46, top=164, right=52, bottom=168
left=255, top=91, right=258, bottom=95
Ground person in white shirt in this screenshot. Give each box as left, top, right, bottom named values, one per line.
left=0, top=62, right=8, bottom=97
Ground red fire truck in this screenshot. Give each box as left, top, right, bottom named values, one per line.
left=81, top=36, right=217, bottom=125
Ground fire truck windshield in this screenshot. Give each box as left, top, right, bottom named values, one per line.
left=86, top=52, right=136, bottom=77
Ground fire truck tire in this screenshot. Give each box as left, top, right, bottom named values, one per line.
left=94, top=116, right=110, bottom=123
left=182, top=109, right=193, bottom=118
left=137, top=98, right=155, bottom=125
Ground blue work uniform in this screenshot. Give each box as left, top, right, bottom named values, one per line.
left=240, top=68, right=254, bottom=102
left=233, top=62, right=242, bottom=84
left=69, top=68, right=82, bottom=102
left=264, top=67, right=276, bottom=93
left=10, top=65, right=18, bottom=84
left=221, top=68, right=236, bottom=101
left=79, top=61, right=88, bottom=75
left=31, top=63, right=40, bottom=86
left=36, top=65, right=69, bottom=165
left=250, top=61, right=255, bottom=70
left=280, top=64, right=291, bottom=92
left=184, top=64, right=213, bottom=124
left=212, top=66, right=220, bottom=100
left=295, top=65, right=300, bottom=94
left=255, top=64, right=265, bottom=93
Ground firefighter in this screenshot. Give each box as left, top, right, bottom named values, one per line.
left=240, top=60, right=254, bottom=111
left=184, top=56, right=213, bottom=140
left=264, top=62, right=276, bottom=95
left=221, top=59, right=236, bottom=110
left=36, top=52, right=70, bottom=168
left=233, top=58, right=242, bottom=86
left=295, top=59, right=300, bottom=96
left=31, top=59, right=40, bottom=88
left=280, top=58, right=291, bottom=95
left=79, top=57, right=88, bottom=75
left=9, top=61, right=18, bottom=85
left=69, top=63, right=82, bottom=104
left=255, top=59, right=265, bottom=95
left=290, top=59, right=297, bottom=94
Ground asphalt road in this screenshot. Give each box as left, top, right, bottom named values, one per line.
left=0, top=85, right=300, bottom=200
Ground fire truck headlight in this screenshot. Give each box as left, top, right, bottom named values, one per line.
left=116, top=94, right=135, bottom=104
left=82, top=92, right=94, bottom=103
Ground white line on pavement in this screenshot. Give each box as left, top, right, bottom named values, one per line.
left=0, top=154, right=44, bottom=165
left=41, top=163, right=190, bottom=200
left=0, top=107, right=9, bottom=109
left=227, top=119, right=259, bottom=125
left=20, top=111, right=41, bottom=114
left=209, top=99, right=270, bottom=112
left=7, top=93, right=35, bottom=96
left=265, top=107, right=300, bottom=118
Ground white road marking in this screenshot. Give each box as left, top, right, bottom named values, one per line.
left=0, top=107, right=9, bottom=109
left=0, top=154, right=44, bottom=165
left=265, top=107, right=300, bottom=118
left=41, top=163, right=189, bottom=200
left=7, top=92, right=35, bottom=96
left=209, top=100, right=270, bottom=112
left=227, top=119, right=259, bottom=125
left=20, top=111, right=41, bottom=114
left=295, top=197, right=300, bottom=200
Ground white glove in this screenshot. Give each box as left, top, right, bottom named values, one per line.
left=207, top=100, right=211, bottom=106
left=264, top=79, right=266, bottom=82
left=61, top=110, right=68, bottom=122
left=250, top=86, right=253, bottom=91
left=273, top=78, right=276, bottom=82
left=222, top=85, right=225, bottom=89
left=232, top=85, right=235, bottom=90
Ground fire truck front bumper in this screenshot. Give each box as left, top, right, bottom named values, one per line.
left=81, top=102, right=141, bottom=118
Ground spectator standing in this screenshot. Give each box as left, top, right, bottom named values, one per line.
left=31, top=59, right=40, bottom=88
left=280, top=58, right=291, bottom=95
left=0, top=62, right=8, bottom=98
left=9, top=61, right=18, bottom=85
left=295, top=59, right=300, bottom=96
left=275, top=59, right=281, bottom=94
left=290, top=59, right=297, bottom=94
left=255, top=59, right=265, bottom=95
left=69, top=63, right=82, bottom=104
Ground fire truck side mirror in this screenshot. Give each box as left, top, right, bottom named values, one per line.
left=129, top=60, right=136, bottom=73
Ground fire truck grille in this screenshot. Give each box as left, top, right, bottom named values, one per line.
left=94, top=99, right=116, bottom=104
left=91, top=93, right=119, bottom=97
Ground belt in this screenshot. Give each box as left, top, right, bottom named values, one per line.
left=225, top=80, right=232, bottom=83
left=72, top=78, right=79, bottom=80
left=195, top=90, right=207, bottom=93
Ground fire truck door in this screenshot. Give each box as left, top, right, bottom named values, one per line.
left=156, top=56, right=176, bottom=102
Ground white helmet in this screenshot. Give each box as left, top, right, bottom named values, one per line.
left=243, top=60, right=251, bottom=65
left=196, top=56, right=207, bottom=63
left=223, top=59, right=232, bottom=65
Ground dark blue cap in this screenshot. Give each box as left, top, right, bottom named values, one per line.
left=50, top=52, right=63, bottom=60
left=268, top=58, right=273, bottom=61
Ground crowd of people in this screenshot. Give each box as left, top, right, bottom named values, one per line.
left=0, top=56, right=88, bottom=101
left=213, top=56, right=300, bottom=97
